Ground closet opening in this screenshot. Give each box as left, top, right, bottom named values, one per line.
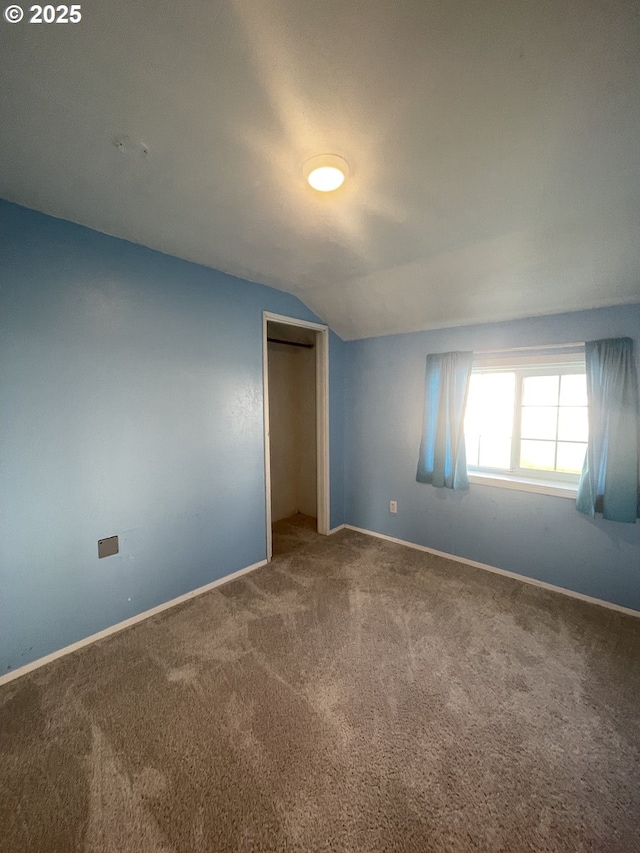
left=262, top=312, right=329, bottom=560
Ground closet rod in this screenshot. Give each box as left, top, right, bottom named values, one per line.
left=267, top=337, right=314, bottom=349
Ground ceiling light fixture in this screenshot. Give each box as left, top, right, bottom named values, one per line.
left=304, top=154, right=349, bottom=192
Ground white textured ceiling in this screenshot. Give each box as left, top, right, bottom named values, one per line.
left=1, top=0, right=639, bottom=339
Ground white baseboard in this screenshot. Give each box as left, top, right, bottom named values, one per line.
left=0, top=559, right=268, bottom=687
left=343, top=525, right=640, bottom=618
left=4, top=527, right=636, bottom=687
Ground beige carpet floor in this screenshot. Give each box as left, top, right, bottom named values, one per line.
left=1, top=515, right=639, bottom=852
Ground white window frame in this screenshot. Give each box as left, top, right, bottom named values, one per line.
left=466, top=352, right=587, bottom=499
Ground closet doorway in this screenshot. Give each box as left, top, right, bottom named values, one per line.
left=262, top=312, right=329, bottom=560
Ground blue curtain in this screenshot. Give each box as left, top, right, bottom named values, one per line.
left=576, top=337, right=640, bottom=523
left=416, top=351, right=473, bottom=490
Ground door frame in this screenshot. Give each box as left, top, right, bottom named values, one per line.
left=262, top=311, right=330, bottom=561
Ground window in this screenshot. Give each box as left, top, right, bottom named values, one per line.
left=464, top=353, right=587, bottom=495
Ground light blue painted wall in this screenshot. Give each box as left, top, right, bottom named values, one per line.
left=345, top=305, right=640, bottom=610
left=0, top=201, right=345, bottom=671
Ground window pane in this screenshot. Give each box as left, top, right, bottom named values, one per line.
left=522, top=375, right=559, bottom=406
left=557, top=407, right=588, bottom=442
left=556, top=442, right=587, bottom=473
left=465, top=433, right=480, bottom=467
left=464, top=377, right=483, bottom=437
left=519, top=439, right=555, bottom=471
left=480, top=373, right=515, bottom=435
left=521, top=406, right=558, bottom=440
left=560, top=373, right=587, bottom=406
left=479, top=435, right=511, bottom=469
left=465, top=372, right=515, bottom=438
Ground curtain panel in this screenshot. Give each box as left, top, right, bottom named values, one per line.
left=576, top=337, right=640, bottom=523
left=416, top=351, right=473, bottom=490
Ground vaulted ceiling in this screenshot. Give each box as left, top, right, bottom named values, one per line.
left=1, top=0, right=639, bottom=339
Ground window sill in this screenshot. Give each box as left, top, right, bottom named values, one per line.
left=468, top=472, right=578, bottom=499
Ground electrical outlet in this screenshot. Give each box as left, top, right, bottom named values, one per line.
left=390, top=500, right=397, bottom=514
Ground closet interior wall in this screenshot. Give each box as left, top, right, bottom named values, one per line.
left=267, top=339, right=317, bottom=523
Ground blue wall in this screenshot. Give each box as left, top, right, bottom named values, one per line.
left=0, top=201, right=345, bottom=671
left=345, top=305, right=640, bottom=610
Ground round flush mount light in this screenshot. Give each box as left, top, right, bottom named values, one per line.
left=304, top=154, right=349, bottom=192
